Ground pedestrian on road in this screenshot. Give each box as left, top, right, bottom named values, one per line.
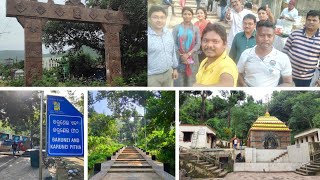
left=12, top=142, right=17, bottom=156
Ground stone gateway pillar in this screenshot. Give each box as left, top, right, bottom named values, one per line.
left=17, top=17, right=47, bottom=86
left=6, top=0, right=129, bottom=86
left=102, top=24, right=123, bottom=85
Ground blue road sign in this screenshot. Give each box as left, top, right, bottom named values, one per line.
left=47, top=95, right=84, bottom=157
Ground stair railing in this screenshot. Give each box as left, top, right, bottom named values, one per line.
left=311, top=150, right=320, bottom=162
left=300, top=150, right=320, bottom=173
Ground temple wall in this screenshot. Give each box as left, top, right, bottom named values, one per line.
left=236, top=143, right=310, bottom=172
left=234, top=162, right=302, bottom=172
left=287, top=143, right=310, bottom=163
left=249, top=131, right=291, bottom=149
left=245, top=148, right=287, bottom=162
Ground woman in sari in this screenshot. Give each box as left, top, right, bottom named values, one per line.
left=172, top=7, right=201, bottom=87
left=194, top=7, right=211, bottom=62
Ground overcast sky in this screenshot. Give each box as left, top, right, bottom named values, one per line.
left=0, top=0, right=86, bottom=53
left=204, top=89, right=275, bottom=103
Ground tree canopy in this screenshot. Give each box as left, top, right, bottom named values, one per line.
left=180, top=91, right=320, bottom=143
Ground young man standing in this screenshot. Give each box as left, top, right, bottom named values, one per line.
left=229, top=14, right=257, bottom=63
left=283, top=10, right=320, bottom=87
left=194, top=23, right=238, bottom=87
left=237, top=21, right=294, bottom=87
left=148, top=6, right=178, bottom=87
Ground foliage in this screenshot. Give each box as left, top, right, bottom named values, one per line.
left=89, top=112, right=118, bottom=138
left=88, top=136, right=122, bottom=169
left=180, top=91, right=320, bottom=145
left=139, top=128, right=175, bottom=175
left=0, top=62, right=24, bottom=79
left=0, top=91, right=41, bottom=146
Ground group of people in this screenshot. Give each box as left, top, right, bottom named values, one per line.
left=148, top=0, right=320, bottom=87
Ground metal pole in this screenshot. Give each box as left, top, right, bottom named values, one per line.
left=144, top=108, right=147, bottom=151
left=39, top=91, right=43, bottom=180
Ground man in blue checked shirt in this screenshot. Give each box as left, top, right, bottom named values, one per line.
left=148, top=6, right=178, bottom=87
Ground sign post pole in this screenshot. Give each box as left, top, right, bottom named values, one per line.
left=39, top=91, right=43, bottom=180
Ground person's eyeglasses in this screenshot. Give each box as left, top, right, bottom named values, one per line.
left=151, top=16, right=166, bottom=20
left=243, top=23, right=255, bottom=26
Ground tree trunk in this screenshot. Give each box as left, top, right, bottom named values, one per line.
left=201, top=95, right=206, bottom=123
left=228, top=107, right=231, bottom=128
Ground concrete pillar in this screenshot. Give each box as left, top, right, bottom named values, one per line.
left=101, top=24, right=123, bottom=85
left=17, top=17, right=47, bottom=86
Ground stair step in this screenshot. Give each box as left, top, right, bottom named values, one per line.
left=294, top=170, right=307, bottom=176
left=114, top=161, right=148, bottom=164
left=189, top=160, right=201, bottom=163
left=204, top=164, right=215, bottom=167
left=218, top=171, right=228, bottom=177
left=213, top=168, right=223, bottom=174
left=111, top=165, right=152, bottom=168
left=311, top=162, right=320, bottom=165
left=108, top=168, right=154, bottom=173
left=198, top=162, right=210, bottom=165
left=300, top=166, right=319, bottom=171
left=207, top=166, right=218, bottom=171
left=296, top=168, right=316, bottom=175
left=116, top=159, right=146, bottom=161
left=307, top=164, right=320, bottom=169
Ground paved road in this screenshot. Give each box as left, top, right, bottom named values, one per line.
left=0, top=155, right=18, bottom=172
left=0, top=156, right=51, bottom=180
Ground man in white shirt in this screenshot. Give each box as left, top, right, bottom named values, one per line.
left=279, top=0, right=299, bottom=32
left=237, top=21, right=294, bottom=87
left=225, top=0, right=252, bottom=48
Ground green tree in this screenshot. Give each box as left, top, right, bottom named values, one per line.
left=43, top=0, right=147, bottom=85
left=220, top=90, right=246, bottom=127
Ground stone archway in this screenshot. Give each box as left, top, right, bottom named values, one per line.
left=6, top=0, right=129, bottom=86
left=263, top=133, right=279, bottom=149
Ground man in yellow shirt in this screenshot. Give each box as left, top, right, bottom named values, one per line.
left=194, top=24, right=238, bottom=87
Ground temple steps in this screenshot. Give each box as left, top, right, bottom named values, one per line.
left=168, top=0, right=231, bottom=33
left=294, top=161, right=320, bottom=176
left=271, top=151, right=288, bottom=163
left=218, top=170, right=228, bottom=178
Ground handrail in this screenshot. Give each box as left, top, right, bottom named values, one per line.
left=180, top=146, right=217, bottom=165
left=300, top=149, right=320, bottom=173
left=311, top=150, right=320, bottom=162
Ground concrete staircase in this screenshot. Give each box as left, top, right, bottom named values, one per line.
left=108, top=147, right=155, bottom=173
left=294, top=160, right=320, bottom=176
left=271, top=151, right=289, bottom=163
left=168, top=0, right=231, bottom=32
left=180, top=149, right=228, bottom=178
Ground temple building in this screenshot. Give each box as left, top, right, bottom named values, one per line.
left=247, top=112, right=291, bottom=149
